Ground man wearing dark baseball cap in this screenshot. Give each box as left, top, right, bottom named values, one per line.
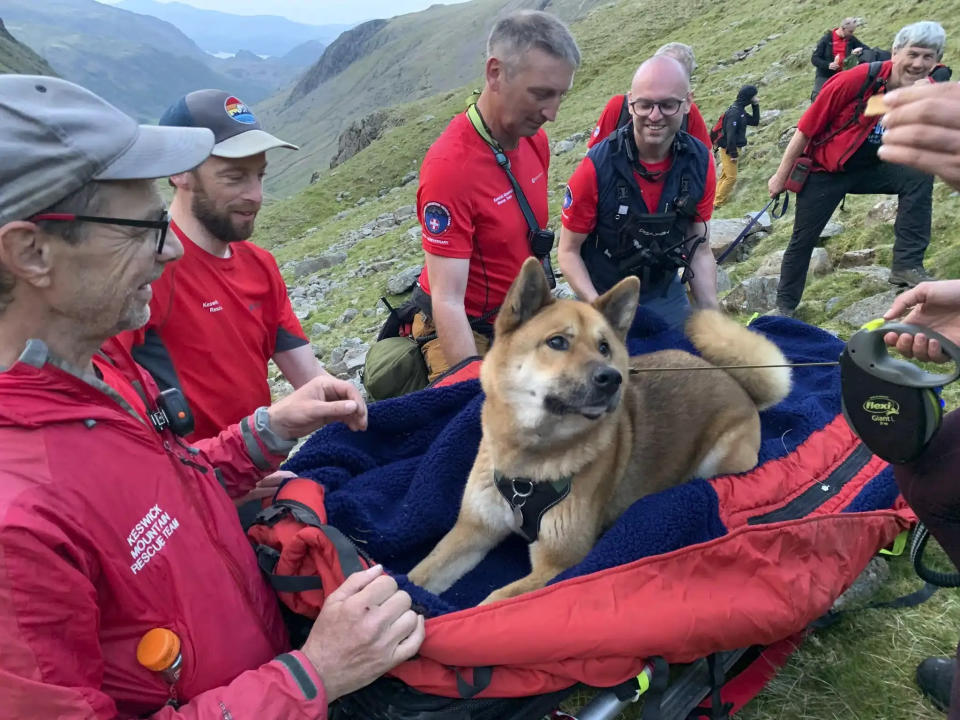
left=125, top=89, right=329, bottom=449
left=0, top=76, right=420, bottom=718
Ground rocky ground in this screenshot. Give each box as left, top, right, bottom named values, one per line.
left=269, top=187, right=909, bottom=401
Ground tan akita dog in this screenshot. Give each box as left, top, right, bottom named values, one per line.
left=408, top=258, right=792, bottom=605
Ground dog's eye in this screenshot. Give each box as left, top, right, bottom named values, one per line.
left=546, top=335, right=569, bottom=351
left=598, top=340, right=611, bottom=356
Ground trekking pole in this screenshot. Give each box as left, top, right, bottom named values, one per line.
left=715, top=192, right=789, bottom=265
left=575, top=661, right=659, bottom=719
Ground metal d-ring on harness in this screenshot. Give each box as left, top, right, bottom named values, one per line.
left=494, top=471, right=572, bottom=543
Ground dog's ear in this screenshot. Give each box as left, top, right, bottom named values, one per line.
left=593, top=276, right=640, bottom=339
left=496, top=257, right=555, bottom=335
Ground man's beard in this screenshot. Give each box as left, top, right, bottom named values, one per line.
left=191, top=187, right=256, bottom=243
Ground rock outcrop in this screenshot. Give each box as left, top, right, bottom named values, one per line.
left=286, top=19, right=389, bottom=105
left=329, top=110, right=405, bottom=168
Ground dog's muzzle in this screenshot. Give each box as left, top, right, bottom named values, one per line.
left=544, top=364, right=623, bottom=420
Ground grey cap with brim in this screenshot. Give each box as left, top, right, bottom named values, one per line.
left=0, top=75, right=213, bottom=226
left=211, top=128, right=298, bottom=158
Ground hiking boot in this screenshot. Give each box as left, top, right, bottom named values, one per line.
left=917, top=656, right=954, bottom=713
left=767, top=306, right=796, bottom=319
left=889, top=267, right=935, bottom=288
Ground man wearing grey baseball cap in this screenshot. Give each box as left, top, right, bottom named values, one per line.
left=0, top=76, right=421, bottom=718
left=125, top=89, right=325, bottom=449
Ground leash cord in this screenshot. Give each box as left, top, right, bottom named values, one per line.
left=715, top=192, right=789, bottom=265
left=629, top=361, right=839, bottom=374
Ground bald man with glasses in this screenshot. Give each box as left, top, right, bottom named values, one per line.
left=558, top=55, right=718, bottom=329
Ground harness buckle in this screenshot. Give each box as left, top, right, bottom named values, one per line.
left=510, top=479, right=534, bottom=508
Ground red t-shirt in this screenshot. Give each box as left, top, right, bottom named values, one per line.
left=831, top=30, right=846, bottom=62
left=92, top=354, right=148, bottom=421
left=122, top=221, right=308, bottom=440
left=417, top=112, right=550, bottom=318
left=587, top=94, right=712, bottom=152
left=798, top=61, right=935, bottom=172
left=561, top=151, right=716, bottom=234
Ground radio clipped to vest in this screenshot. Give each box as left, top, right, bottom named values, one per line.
left=465, top=104, right=556, bottom=288
left=840, top=320, right=960, bottom=464
left=150, top=388, right=195, bottom=437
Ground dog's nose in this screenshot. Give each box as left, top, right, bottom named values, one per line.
left=591, top=366, right=622, bottom=389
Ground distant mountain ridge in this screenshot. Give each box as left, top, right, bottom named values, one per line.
left=257, top=0, right=607, bottom=195
left=1, top=0, right=318, bottom=121
left=115, top=0, right=349, bottom=57
left=0, top=18, right=55, bottom=75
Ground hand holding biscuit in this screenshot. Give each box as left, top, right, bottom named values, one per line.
left=877, top=82, right=960, bottom=190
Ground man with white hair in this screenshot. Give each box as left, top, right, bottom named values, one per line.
left=811, top=17, right=866, bottom=100
left=769, top=20, right=946, bottom=317
left=560, top=55, right=717, bottom=329
left=0, top=75, right=421, bottom=718
left=586, top=42, right=712, bottom=151
left=411, top=10, right=580, bottom=380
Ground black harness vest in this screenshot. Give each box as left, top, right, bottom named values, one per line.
left=581, top=125, right=710, bottom=296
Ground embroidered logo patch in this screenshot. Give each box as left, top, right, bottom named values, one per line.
left=592, top=125, right=601, bottom=138
left=423, top=202, right=451, bottom=235
left=562, top=186, right=574, bottom=210
left=224, top=96, right=256, bottom=124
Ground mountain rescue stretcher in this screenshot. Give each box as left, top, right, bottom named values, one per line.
left=249, top=315, right=923, bottom=719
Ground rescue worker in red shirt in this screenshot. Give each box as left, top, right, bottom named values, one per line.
left=811, top=17, right=866, bottom=100
left=559, top=55, right=718, bottom=330
left=124, top=89, right=326, bottom=444
left=0, top=75, right=423, bottom=719
left=412, top=10, right=580, bottom=381
left=768, top=20, right=946, bottom=317
left=586, top=42, right=712, bottom=152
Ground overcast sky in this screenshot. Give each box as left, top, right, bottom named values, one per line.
left=94, top=0, right=470, bottom=25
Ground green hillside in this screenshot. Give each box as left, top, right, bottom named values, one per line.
left=256, top=0, right=607, bottom=195
left=257, top=0, right=959, bottom=339
left=0, top=18, right=55, bottom=75
left=253, top=0, right=960, bottom=717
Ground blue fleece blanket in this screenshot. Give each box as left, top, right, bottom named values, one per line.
left=284, top=311, right=896, bottom=616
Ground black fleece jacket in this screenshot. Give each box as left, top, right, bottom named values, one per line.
left=722, top=89, right=759, bottom=157
left=811, top=30, right=866, bottom=79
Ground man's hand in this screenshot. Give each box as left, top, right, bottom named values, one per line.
left=233, top=470, right=295, bottom=507
left=882, top=280, right=960, bottom=363
left=828, top=61, right=840, bottom=71
left=878, top=82, right=960, bottom=191
left=768, top=172, right=787, bottom=198
left=301, top=565, right=425, bottom=702
left=267, top=375, right=368, bottom=439
left=852, top=47, right=863, bottom=56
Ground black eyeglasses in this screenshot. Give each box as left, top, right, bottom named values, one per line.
left=629, top=97, right=685, bottom=117
left=29, top=210, right=170, bottom=254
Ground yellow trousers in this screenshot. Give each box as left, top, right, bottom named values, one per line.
left=714, top=149, right=739, bottom=208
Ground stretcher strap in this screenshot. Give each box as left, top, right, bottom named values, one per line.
left=455, top=666, right=493, bottom=698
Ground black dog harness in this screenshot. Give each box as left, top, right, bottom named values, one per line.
left=494, top=471, right=572, bottom=543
